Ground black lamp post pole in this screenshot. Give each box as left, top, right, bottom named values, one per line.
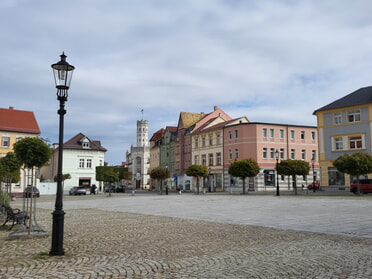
left=50, top=53, right=74, bottom=256
left=275, top=149, right=280, bottom=196
left=312, top=158, right=315, bottom=192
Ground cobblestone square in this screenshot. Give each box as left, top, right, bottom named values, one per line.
left=0, top=194, right=371, bottom=278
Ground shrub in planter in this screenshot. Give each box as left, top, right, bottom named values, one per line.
left=0, top=191, right=10, bottom=206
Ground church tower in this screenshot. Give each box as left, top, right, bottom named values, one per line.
left=137, top=120, right=149, bottom=147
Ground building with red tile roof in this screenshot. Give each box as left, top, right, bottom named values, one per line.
left=0, top=106, right=40, bottom=157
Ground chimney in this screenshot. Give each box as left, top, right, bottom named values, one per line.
left=9, top=106, right=14, bottom=110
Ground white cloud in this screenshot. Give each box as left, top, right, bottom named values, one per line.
left=2, top=0, right=372, bottom=164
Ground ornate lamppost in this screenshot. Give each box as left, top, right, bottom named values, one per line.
left=50, top=53, right=75, bottom=256
left=275, top=149, right=280, bottom=196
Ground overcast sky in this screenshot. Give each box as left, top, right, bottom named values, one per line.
left=1, top=0, right=372, bottom=165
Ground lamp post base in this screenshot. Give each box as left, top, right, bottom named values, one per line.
left=49, top=209, right=65, bottom=256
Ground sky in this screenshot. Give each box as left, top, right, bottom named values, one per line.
left=1, top=0, right=372, bottom=165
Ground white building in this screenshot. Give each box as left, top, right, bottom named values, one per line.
left=41, top=133, right=107, bottom=193
left=126, top=120, right=150, bottom=189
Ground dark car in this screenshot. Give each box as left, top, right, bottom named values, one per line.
left=23, top=186, right=40, bottom=198
left=307, top=182, right=320, bottom=191
left=104, top=185, right=117, bottom=193
left=350, top=179, right=372, bottom=194
left=69, top=186, right=87, bottom=196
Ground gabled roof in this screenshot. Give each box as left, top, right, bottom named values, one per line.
left=150, top=128, right=165, bottom=142
left=63, top=132, right=107, bottom=151
left=0, top=107, right=40, bottom=134
left=313, top=86, right=372, bottom=114
left=177, top=112, right=207, bottom=130
left=165, top=126, right=177, bottom=133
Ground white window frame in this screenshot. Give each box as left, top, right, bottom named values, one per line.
left=347, top=110, right=361, bottom=123
left=334, top=112, right=342, bottom=124
left=262, top=128, right=267, bottom=138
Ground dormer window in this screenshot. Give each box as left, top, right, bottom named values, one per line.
left=81, top=137, right=90, bottom=149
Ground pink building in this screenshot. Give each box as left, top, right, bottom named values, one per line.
left=223, top=122, right=318, bottom=191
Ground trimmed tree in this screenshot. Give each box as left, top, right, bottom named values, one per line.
left=0, top=152, right=22, bottom=194
left=149, top=167, right=169, bottom=195
left=12, top=137, right=51, bottom=232
left=276, top=159, right=310, bottom=195
left=333, top=152, right=372, bottom=195
left=228, top=159, right=260, bottom=194
left=186, top=165, right=208, bottom=194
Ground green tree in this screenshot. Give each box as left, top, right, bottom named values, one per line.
left=150, top=167, right=169, bottom=194
left=186, top=165, right=208, bottom=194
left=53, top=173, right=71, bottom=182
left=13, top=137, right=51, bottom=168
left=0, top=152, right=22, bottom=194
left=333, top=152, right=372, bottom=195
left=96, top=166, right=120, bottom=195
left=276, top=159, right=310, bottom=195
left=228, top=159, right=260, bottom=194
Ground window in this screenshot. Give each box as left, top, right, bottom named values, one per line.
left=334, top=137, right=343, bottom=150
left=301, top=149, right=306, bottom=160
left=334, top=112, right=342, bottom=124
left=202, top=137, right=206, bottom=147
left=216, top=134, right=221, bottom=145
left=311, top=131, right=316, bottom=141
left=301, top=131, right=305, bottom=140
left=195, top=138, right=198, bottom=148
left=87, top=159, right=92, bottom=168
left=208, top=153, right=213, bottom=165
left=348, top=110, right=361, bottom=123
left=201, top=154, right=207, bottom=165
left=228, top=131, right=232, bottom=140
left=263, top=148, right=267, bottom=159
left=2, top=136, right=10, bottom=147
left=228, top=149, right=233, bottom=160
left=312, top=150, right=316, bottom=161
left=209, top=135, right=213, bottom=146
left=290, top=130, right=295, bottom=140
left=194, top=155, right=199, bottom=165
left=234, top=130, right=238, bottom=138
left=280, top=148, right=285, bottom=159
left=270, top=129, right=274, bottom=138
left=279, top=129, right=284, bottom=139
left=262, top=128, right=267, bottom=138
left=235, top=148, right=239, bottom=159
left=349, top=136, right=363, bottom=149
left=290, top=149, right=295, bottom=159
left=216, top=152, right=221, bottom=165
left=270, top=148, right=275, bottom=159
left=79, top=159, right=84, bottom=168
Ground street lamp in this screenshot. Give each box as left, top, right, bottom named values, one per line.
left=50, top=53, right=75, bottom=256
left=275, top=149, right=280, bottom=196
left=311, top=156, right=315, bottom=192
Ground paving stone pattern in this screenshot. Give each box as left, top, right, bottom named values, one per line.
left=0, top=194, right=371, bottom=278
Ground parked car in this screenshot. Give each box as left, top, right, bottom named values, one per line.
left=23, top=186, right=40, bottom=198
left=104, top=185, right=118, bottom=193
left=307, top=182, right=320, bottom=191
left=350, top=179, right=372, bottom=194
left=69, top=186, right=87, bottom=196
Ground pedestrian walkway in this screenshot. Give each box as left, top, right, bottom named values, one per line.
left=0, top=193, right=370, bottom=278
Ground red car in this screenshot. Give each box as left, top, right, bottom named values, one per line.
left=307, top=183, right=320, bottom=190
left=350, top=180, right=372, bottom=194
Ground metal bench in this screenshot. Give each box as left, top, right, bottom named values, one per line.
left=1, top=205, right=29, bottom=230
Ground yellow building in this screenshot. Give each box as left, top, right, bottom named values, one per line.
left=0, top=106, right=40, bottom=192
